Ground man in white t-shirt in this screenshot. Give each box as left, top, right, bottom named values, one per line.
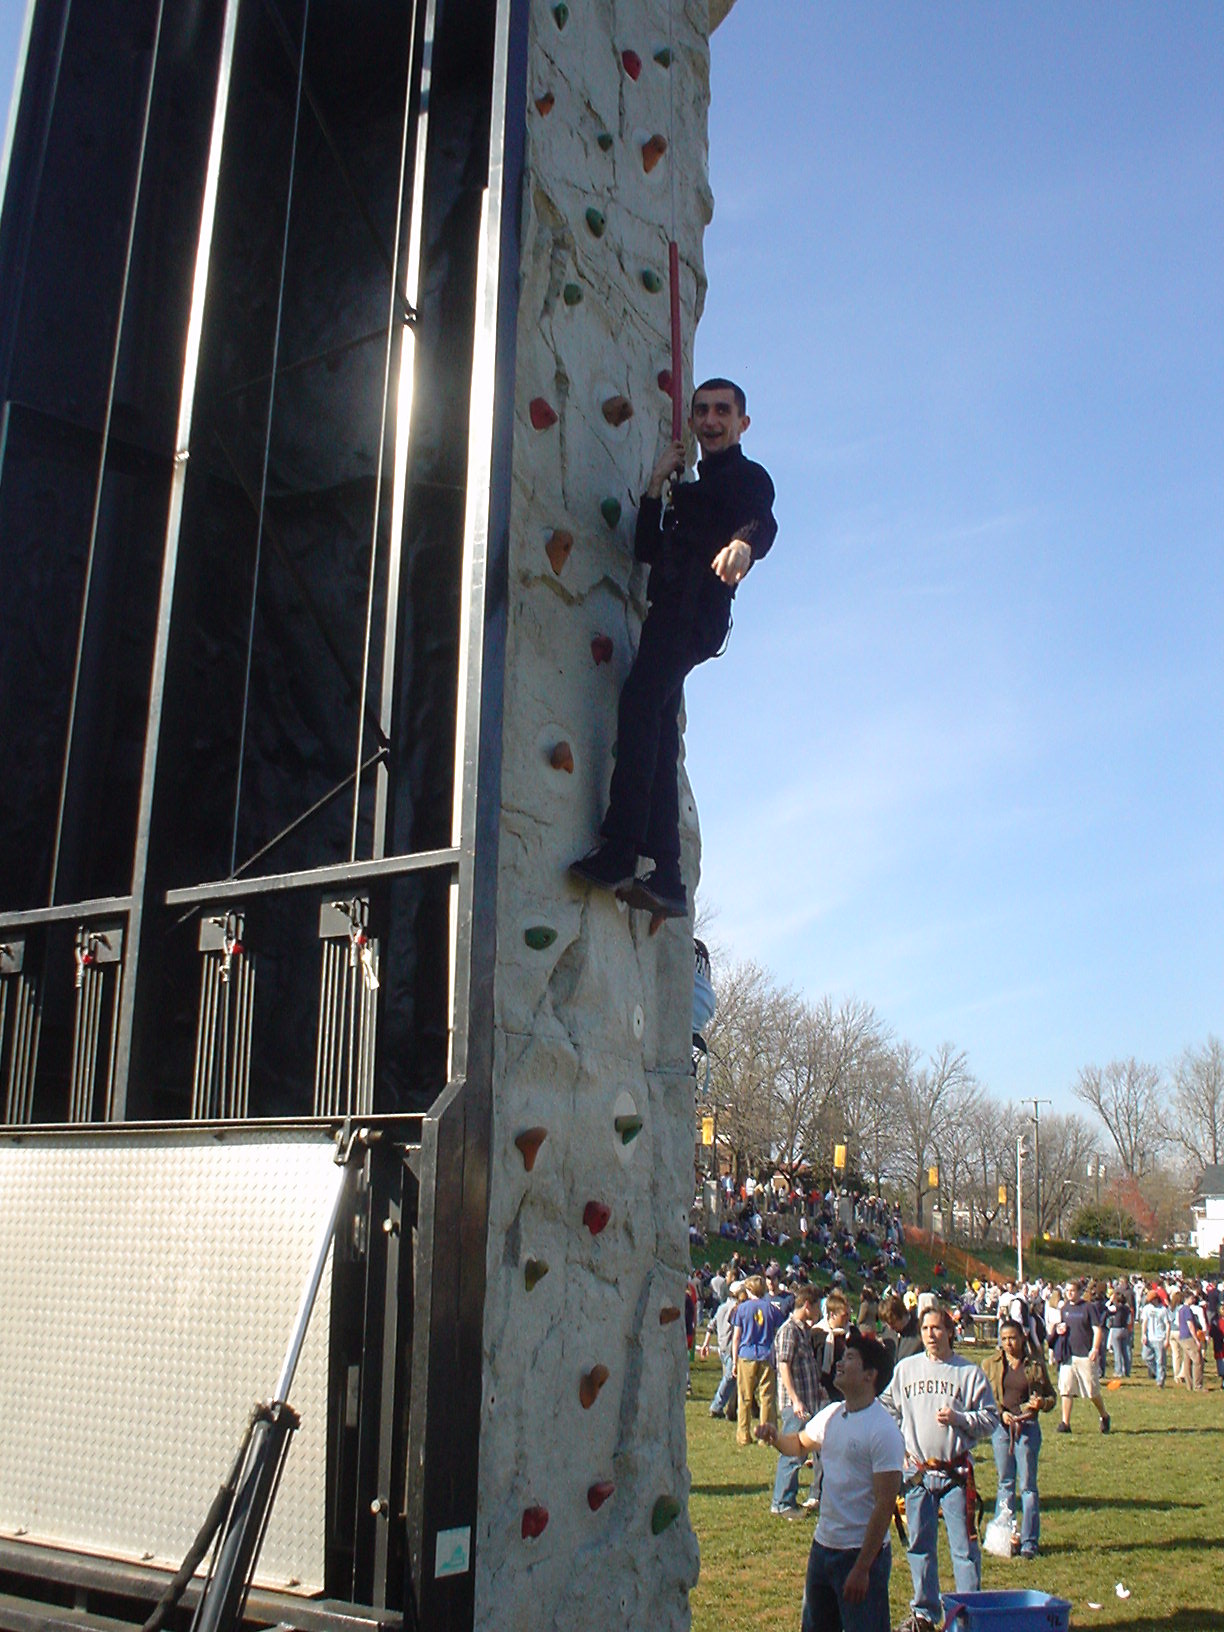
left=757, top=1331, right=904, bottom=1632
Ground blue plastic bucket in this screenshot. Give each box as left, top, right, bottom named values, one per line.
left=942, top=1590, right=1072, bottom=1631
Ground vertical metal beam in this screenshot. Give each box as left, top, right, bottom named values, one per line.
left=404, top=0, right=527, bottom=1625
left=371, top=0, right=434, bottom=860
left=110, top=0, right=244, bottom=1115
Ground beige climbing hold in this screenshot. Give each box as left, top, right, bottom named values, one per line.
left=642, top=134, right=667, bottom=173
left=602, top=395, right=634, bottom=427
left=579, top=1363, right=610, bottom=1408
left=545, top=530, right=573, bottom=574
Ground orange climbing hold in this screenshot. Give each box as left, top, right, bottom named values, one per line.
left=535, top=92, right=555, bottom=115
left=659, top=1305, right=681, bottom=1325
left=648, top=911, right=667, bottom=936
left=621, top=49, right=642, bottom=80
left=549, top=741, right=574, bottom=774
left=590, top=635, right=614, bottom=666
left=642, top=134, right=667, bottom=173
left=602, top=395, right=634, bottom=426
left=521, top=1505, right=549, bottom=1539
left=545, top=529, right=573, bottom=574
left=583, top=1200, right=611, bottom=1234
left=529, top=397, right=557, bottom=430
left=514, top=1127, right=547, bottom=1171
left=579, top=1363, right=610, bottom=1408
left=587, top=1481, right=615, bottom=1511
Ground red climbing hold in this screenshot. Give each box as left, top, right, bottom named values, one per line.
left=549, top=741, right=575, bottom=774
left=602, top=394, right=634, bottom=427
left=621, top=49, right=642, bottom=80
left=579, top=1363, right=610, bottom=1408
left=583, top=1200, right=611, bottom=1235
left=659, top=1305, right=681, bottom=1325
left=545, top=529, right=573, bottom=574
left=642, top=134, right=667, bottom=173
left=535, top=92, right=555, bottom=116
left=657, top=369, right=673, bottom=395
left=529, top=397, right=557, bottom=430
left=514, top=1127, right=547, bottom=1171
left=590, top=635, right=614, bottom=666
left=521, top=1505, right=549, bottom=1539
left=587, top=1481, right=615, bottom=1511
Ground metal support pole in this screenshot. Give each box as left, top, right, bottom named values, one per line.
left=1026, top=1097, right=1051, bottom=1237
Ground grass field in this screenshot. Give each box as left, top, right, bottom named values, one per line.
left=686, top=1349, right=1223, bottom=1632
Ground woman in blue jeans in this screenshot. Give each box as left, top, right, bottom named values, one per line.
left=982, top=1320, right=1056, bottom=1558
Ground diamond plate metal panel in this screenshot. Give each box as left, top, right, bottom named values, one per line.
left=0, top=1132, right=342, bottom=1592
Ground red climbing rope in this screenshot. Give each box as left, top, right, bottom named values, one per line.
left=666, top=0, right=682, bottom=445
left=668, top=240, right=683, bottom=442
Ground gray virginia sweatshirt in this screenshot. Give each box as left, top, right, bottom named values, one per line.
left=881, top=1351, right=999, bottom=1466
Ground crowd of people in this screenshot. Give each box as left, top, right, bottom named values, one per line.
left=690, top=1239, right=1222, bottom=1632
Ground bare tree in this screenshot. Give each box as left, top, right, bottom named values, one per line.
left=835, top=1027, right=905, bottom=1193
left=767, top=988, right=813, bottom=1176
left=800, top=997, right=891, bottom=1169
left=1034, top=1111, right=1101, bottom=1236
left=963, top=1095, right=1024, bottom=1242
left=705, top=960, right=786, bottom=1180
left=1169, top=1036, right=1224, bottom=1169
left=895, top=1042, right=974, bottom=1226
left=1073, top=1058, right=1165, bottom=1177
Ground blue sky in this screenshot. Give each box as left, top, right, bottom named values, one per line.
left=691, top=5, right=1222, bottom=1112
left=1, top=4, right=1219, bottom=1115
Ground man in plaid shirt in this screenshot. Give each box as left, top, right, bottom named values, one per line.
left=773, top=1285, right=824, bottom=1516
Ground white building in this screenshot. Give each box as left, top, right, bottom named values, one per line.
left=1190, top=1166, right=1224, bottom=1263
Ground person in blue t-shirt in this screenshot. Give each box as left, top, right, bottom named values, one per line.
left=731, top=1273, right=788, bottom=1447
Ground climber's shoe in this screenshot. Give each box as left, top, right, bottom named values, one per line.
left=617, top=867, right=687, bottom=918
left=570, top=841, right=637, bottom=894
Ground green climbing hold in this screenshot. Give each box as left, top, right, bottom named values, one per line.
left=563, top=282, right=583, bottom=305
left=651, top=1496, right=681, bottom=1535
left=524, top=1258, right=549, bottom=1290
left=553, top=3, right=569, bottom=27
left=585, top=207, right=606, bottom=238
left=614, top=1114, right=643, bottom=1145
left=653, top=47, right=672, bottom=67
left=524, top=926, right=557, bottom=951
left=600, top=497, right=621, bottom=528
left=596, top=132, right=614, bottom=153
left=641, top=268, right=663, bottom=293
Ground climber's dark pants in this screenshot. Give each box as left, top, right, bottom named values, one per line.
left=601, top=586, right=725, bottom=868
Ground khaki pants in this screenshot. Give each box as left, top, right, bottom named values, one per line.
left=735, top=1358, right=777, bottom=1446
left=1168, top=1334, right=1184, bottom=1383
left=1181, top=1338, right=1205, bottom=1390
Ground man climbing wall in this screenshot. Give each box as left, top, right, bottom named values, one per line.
left=570, top=377, right=776, bottom=918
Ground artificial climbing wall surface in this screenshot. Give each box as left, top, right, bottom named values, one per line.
left=476, top=2, right=716, bottom=1627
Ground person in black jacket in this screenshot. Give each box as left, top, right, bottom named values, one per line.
left=571, top=378, right=777, bottom=916
left=882, top=1294, right=923, bottom=1365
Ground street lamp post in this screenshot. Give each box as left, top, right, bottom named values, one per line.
left=1027, top=1098, right=1052, bottom=1236
left=1016, top=1135, right=1028, bottom=1282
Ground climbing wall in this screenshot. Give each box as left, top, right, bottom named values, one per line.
left=473, top=2, right=730, bottom=1628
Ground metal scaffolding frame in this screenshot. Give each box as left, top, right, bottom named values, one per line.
left=0, top=0, right=529, bottom=1622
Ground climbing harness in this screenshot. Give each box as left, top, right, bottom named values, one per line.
left=900, top=1455, right=985, bottom=1542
